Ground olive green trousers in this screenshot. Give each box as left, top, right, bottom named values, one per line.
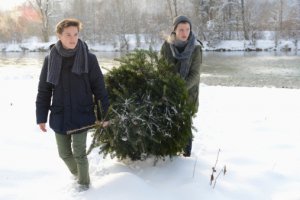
left=55, top=131, right=90, bottom=186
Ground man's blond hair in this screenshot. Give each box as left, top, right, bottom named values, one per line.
left=55, top=18, right=82, bottom=34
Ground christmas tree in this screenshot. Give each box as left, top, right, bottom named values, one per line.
left=91, top=49, right=194, bottom=161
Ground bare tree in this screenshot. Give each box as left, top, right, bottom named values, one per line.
left=173, top=0, right=178, bottom=17
left=166, top=0, right=178, bottom=21
left=100, top=0, right=142, bottom=51
left=0, top=11, right=24, bottom=42
left=241, top=0, right=249, bottom=40
left=28, top=0, right=54, bottom=42
left=272, top=0, right=285, bottom=48
left=189, top=0, right=213, bottom=41
left=2, top=0, right=298, bottom=47
left=222, top=0, right=241, bottom=40
left=297, top=0, right=300, bottom=40
left=278, top=0, right=283, bottom=36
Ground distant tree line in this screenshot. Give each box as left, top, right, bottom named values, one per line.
left=0, top=0, right=299, bottom=50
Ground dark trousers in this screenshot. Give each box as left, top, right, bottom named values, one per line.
left=184, top=137, right=193, bottom=157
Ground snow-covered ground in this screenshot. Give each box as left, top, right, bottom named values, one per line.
left=1, top=36, right=299, bottom=52
left=0, top=36, right=161, bottom=52
left=203, top=39, right=300, bottom=52
left=1, top=63, right=300, bottom=200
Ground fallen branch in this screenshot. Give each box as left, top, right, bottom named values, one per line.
left=67, top=122, right=99, bottom=135
left=210, top=149, right=227, bottom=188
left=213, top=165, right=227, bottom=189
left=87, top=127, right=104, bottom=155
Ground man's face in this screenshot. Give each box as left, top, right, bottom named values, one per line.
left=58, top=26, right=79, bottom=49
left=175, top=22, right=190, bottom=42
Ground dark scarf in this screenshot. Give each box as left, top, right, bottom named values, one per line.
left=170, top=32, right=196, bottom=79
left=47, top=39, right=88, bottom=85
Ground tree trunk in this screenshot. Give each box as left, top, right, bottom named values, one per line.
left=279, top=0, right=283, bottom=36
left=241, top=0, right=249, bottom=40
left=173, top=0, right=178, bottom=17
left=42, top=19, right=49, bottom=42
left=31, top=0, right=50, bottom=42
left=167, top=0, right=174, bottom=21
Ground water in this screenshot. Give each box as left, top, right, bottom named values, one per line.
left=201, top=51, right=300, bottom=88
left=0, top=51, right=121, bottom=69
left=0, top=52, right=121, bottom=80
left=0, top=51, right=299, bottom=88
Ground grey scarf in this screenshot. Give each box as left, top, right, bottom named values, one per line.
left=47, top=39, right=88, bottom=85
left=170, top=32, right=196, bottom=79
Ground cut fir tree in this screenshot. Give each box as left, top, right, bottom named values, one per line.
left=91, top=49, right=195, bottom=161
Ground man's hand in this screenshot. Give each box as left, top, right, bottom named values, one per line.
left=100, top=121, right=110, bottom=128
left=38, top=123, right=47, bottom=132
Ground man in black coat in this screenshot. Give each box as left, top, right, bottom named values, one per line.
left=36, top=18, right=109, bottom=191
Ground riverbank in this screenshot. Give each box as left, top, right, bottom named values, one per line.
left=0, top=38, right=299, bottom=52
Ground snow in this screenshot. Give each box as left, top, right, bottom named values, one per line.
left=1, top=62, right=300, bottom=200
left=204, top=39, right=299, bottom=51
left=1, top=36, right=299, bottom=52
left=205, top=40, right=247, bottom=51
left=4, top=43, right=23, bottom=52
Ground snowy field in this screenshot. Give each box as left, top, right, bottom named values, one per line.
left=1, top=66, right=300, bottom=200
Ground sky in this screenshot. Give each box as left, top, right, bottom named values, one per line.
left=0, top=0, right=25, bottom=11
left=0, top=49, right=300, bottom=199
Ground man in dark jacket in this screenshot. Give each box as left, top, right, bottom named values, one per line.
left=160, top=15, right=202, bottom=157
left=36, top=18, right=109, bottom=190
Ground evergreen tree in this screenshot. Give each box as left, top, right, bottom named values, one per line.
left=91, top=49, right=194, bottom=161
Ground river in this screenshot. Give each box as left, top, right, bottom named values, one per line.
left=0, top=51, right=299, bottom=89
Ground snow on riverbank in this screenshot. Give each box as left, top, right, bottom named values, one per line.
left=1, top=37, right=299, bottom=52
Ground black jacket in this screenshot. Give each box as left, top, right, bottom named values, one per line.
left=36, top=52, right=109, bottom=134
